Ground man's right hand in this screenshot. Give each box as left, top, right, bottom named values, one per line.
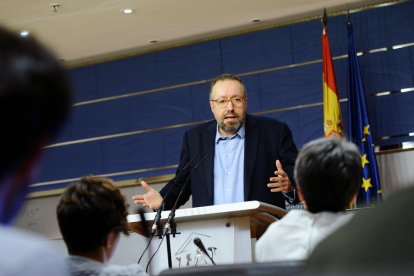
left=132, top=181, right=163, bottom=209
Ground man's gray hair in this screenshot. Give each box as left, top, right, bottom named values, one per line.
left=294, top=136, right=362, bottom=213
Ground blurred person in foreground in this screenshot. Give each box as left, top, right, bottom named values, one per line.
left=0, top=25, right=71, bottom=275
left=57, top=176, right=147, bottom=276
left=306, top=183, right=414, bottom=273
left=255, top=137, right=361, bottom=262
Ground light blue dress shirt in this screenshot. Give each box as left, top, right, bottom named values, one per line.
left=213, top=125, right=245, bottom=205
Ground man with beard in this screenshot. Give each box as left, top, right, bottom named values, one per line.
left=133, top=74, right=298, bottom=210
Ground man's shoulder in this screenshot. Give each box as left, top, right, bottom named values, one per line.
left=185, top=120, right=216, bottom=135
left=264, top=210, right=309, bottom=233
left=67, top=256, right=147, bottom=276
left=247, top=114, right=288, bottom=128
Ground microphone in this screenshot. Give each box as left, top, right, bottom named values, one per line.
left=150, top=202, right=164, bottom=236
left=151, top=155, right=198, bottom=236
left=194, top=237, right=216, bottom=265
left=163, top=153, right=211, bottom=236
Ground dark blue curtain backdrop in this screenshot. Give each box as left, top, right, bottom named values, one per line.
left=30, top=1, right=414, bottom=193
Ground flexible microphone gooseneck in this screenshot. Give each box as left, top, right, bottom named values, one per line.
left=194, top=237, right=216, bottom=265
left=151, top=154, right=198, bottom=236
left=150, top=202, right=164, bottom=236
left=163, top=153, right=211, bottom=236
left=137, top=155, right=197, bottom=264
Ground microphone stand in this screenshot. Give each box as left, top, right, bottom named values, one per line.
left=166, top=233, right=173, bottom=268
left=163, top=153, right=210, bottom=236
left=141, top=155, right=198, bottom=271
left=163, top=174, right=191, bottom=269
left=162, top=153, right=211, bottom=269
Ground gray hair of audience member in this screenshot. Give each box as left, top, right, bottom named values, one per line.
left=294, top=136, right=362, bottom=213
left=0, top=26, right=72, bottom=180
left=209, top=73, right=247, bottom=100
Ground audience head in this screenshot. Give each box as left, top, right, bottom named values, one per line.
left=294, top=136, right=361, bottom=213
left=57, top=176, right=129, bottom=261
left=0, top=26, right=72, bottom=224
left=209, top=74, right=248, bottom=136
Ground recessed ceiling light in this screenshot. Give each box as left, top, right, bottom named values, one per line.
left=20, top=30, right=30, bottom=37
left=122, top=9, right=134, bottom=14
left=50, top=3, right=60, bottom=12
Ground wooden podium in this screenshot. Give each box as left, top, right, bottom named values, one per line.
left=128, top=201, right=286, bottom=275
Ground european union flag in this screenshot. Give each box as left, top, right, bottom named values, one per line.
left=347, top=18, right=382, bottom=207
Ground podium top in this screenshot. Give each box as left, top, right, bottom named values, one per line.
left=128, top=200, right=287, bottom=238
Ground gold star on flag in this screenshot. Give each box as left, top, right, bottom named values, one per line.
left=361, top=177, right=373, bottom=192
left=363, top=125, right=370, bottom=136
left=361, top=154, right=369, bottom=168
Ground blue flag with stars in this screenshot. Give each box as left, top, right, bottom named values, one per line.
left=347, top=18, right=382, bottom=207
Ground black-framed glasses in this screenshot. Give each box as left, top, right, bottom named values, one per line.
left=210, top=96, right=246, bottom=108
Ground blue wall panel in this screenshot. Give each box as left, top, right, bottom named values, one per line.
left=95, top=54, right=158, bottom=98
left=289, top=21, right=322, bottom=63
left=55, top=86, right=194, bottom=143
left=360, top=48, right=413, bottom=93
left=35, top=142, right=103, bottom=183
left=369, top=92, right=414, bottom=138
left=33, top=2, right=414, bottom=191
left=350, top=1, right=414, bottom=51
left=241, top=74, right=262, bottom=113
left=259, top=63, right=323, bottom=111
left=189, top=82, right=212, bottom=121
left=69, top=66, right=97, bottom=102
left=101, top=132, right=164, bottom=174
left=156, top=41, right=222, bottom=87
left=221, top=27, right=292, bottom=73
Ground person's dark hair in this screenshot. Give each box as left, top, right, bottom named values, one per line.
left=0, top=26, right=72, bottom=180
left=209, top=73, right=247, bottom=100
left=294, top=137, right=361, bottom=213
left=57, top=176, right=129, bottom=255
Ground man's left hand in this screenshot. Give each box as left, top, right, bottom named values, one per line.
left=267, top=160, right=293, bottom=193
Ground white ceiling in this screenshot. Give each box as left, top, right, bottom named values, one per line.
left=0, top=0, right=392, bottom=66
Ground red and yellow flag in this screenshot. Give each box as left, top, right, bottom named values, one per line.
left=322, top=21, right=343, bottom=137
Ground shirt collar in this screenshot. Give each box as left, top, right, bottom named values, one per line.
left=215, top=123, right=245, bottom=144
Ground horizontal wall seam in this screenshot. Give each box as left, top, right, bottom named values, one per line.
left=28, top=173, right=176, bottom=199
left=47, top=101, right=326, bottom=148
left=30, top=164, right=178, bottom=187
left=73, top=41, right=414, bottom=107
left=48, top=87, right=414, bottom=148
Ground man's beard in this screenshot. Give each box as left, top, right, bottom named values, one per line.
left=219, top=113, right=246, bottom=134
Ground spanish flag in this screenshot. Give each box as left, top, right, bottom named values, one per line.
left=322, top=10, right=343, bottom=137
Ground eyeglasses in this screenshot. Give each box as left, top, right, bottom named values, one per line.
left=210, top=96, right=246, bottom=109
